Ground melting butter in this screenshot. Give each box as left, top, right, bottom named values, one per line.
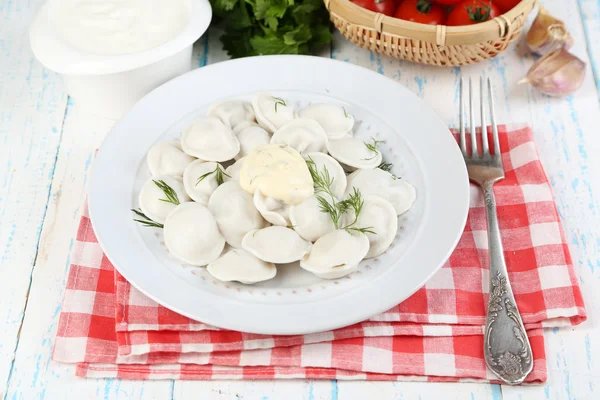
left=239, top=144, right=313, bottom=205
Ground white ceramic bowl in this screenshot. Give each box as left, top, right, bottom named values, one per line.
left=29, top=0, right=212, bottom=120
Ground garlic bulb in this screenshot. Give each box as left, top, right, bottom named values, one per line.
left=520, top=49, right=586, bottom=97
left=526, top=7, right=573, bottom=56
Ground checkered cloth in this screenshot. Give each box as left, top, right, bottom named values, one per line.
left=53, top=125, right=586, bottom=382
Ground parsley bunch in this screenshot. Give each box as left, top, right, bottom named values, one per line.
left=210, top=0, right=333, bottom=58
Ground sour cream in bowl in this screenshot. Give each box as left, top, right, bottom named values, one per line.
left=29, top=0, right=212, bottom=119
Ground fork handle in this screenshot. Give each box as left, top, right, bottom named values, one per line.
left=482, top=182, right=533, bottom=385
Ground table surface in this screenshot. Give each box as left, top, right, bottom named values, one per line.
left=1, top=0, right=600, bottom=399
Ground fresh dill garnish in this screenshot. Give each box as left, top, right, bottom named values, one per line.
left=377, top=160, right=393, bottom=172
left=363, top=138, right=383, bottom=160
left=273, top=96, right=286, bottom=112
left=306, top=158, right=375, bottom=234
left=307, top=157, right=344, bottom=228
left=153, top=179, right=180, bottom=205
left=376, top=159, right=399, bottom=179
left=196, top=164, right=230, bottom=186
left=342, top=107, right=349, bottom=118
left=338, top=188, right=375, bottom=235
left=131, top=208, right=164, bottom=228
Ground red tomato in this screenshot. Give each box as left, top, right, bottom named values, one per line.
left=351, top=0, right=397, bottom=16
left=394, top=0, right=446, bottom=25
left=430, top=0, right=462, bottom=4
left=446, top=0, right=500, bottom=26
left=493, top=0, right=522, bottom=12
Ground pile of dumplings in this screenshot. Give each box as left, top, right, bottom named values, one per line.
left=137, top=93, right=416, bottom=284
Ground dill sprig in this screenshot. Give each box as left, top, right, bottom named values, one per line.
left=273, top=96, right=286, bottom=112
left=153, top=179, right=180, bottom=205
left=377, top=160, right=393, bottom=172
left=338, top=188, right=376, bottom=235
left=342, top=107, right=349, bottom=118
left=306, top=158, right=375, bottom=234
left=377, top=159, right=399, bottom=179
left=307, top=157, right=344, bottom=228
left=196, top=164, right=230, bottom=186
left=363, top=137, right=383, bottom=160
left=131, top=208, right=163, bottom=228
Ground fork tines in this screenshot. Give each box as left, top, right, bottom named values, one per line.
left=459, top=77, right=501, bottom=161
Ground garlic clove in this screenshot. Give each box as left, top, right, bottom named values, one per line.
left=520, top=49, right=586, bottom=97
left=526, top=7, right=573, bottom=56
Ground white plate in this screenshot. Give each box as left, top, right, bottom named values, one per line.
left=89, top=56, right=469, bottom=335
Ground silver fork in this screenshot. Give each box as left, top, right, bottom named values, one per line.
left=460, top=77, right=533, bottom=385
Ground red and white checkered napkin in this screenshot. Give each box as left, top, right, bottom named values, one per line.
left=53, top=125, right=586, bottom=382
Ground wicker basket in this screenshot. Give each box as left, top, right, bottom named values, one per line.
left=325, top=0, right=538, bottom=66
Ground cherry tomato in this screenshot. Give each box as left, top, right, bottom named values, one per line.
left=492, top=0, right=522, bottom=12
left=446, top=0, right=500, bottom=26
left=394, top=0, right=446, bottom=25
left=430, top=0, right=462, bottom=4
left=351, top=0, right=397, bottom=16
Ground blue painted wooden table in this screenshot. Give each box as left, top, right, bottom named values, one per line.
left=1, top=1, right=599, bottom=398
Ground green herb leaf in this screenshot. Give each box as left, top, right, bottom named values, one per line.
left=283, top=25, right=312, bottom=46
left=196, top=164, right=231, bottom=186
left=210, top=0, right=332, bottom=59
left=153, top=180, right=180, bottom=205
left=306, top=158, right=376, bottom=235
left=131, top=208, right=164, bottom=229
left=272, top=96, right=287, bottom=112
left=364, top=138, right=383, bottom=154
left=212, top=0, right=239, bottom=13
left=250, top=33, right=300, bottom=55
left=377, top=160, right=393, bottom=172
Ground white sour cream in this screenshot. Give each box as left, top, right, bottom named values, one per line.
left=52, top=0, right=190, bottom=56
left=240, top=144, right=314, bottom=206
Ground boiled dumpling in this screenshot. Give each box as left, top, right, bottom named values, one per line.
left=288, top=195, right=336, bottom=242
left=147, top=140, right=195, bottom=177
left=208, top=181, right=267, bottom=248
left=138, top=176, right=190, bottom=224
left=300, top=230, right=369, bottom=279
left=298, top=103, right=354, bottom=140
left=253, top=190, right=290, bottom=226
left=181, top=116, right=240, bottom=161
left=252, top=93, right=295, bottom=133
left=270, top=118, right=328, bottom=154
left=234, top=122, right=271, bottom=160
left=182, top=160, right=229, bottom=205
left=346, top=168, right=416, bottom=215
left=305, top=152, right=347, bottom=199
left=327, top=136, right=382, bottom=170
left=357, top=195, right=398, bottom=258
left=207, top=247, right=276, bottom=284
left=242, top=226, right=311, bottom=264
left=163, top=202, right=225, bottom=266
left=225, top=157, right=245, bottom=182
left=208, top=100, right=255, bottom=129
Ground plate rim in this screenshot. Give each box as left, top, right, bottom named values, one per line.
left=89, top=55, right=469, bottom=335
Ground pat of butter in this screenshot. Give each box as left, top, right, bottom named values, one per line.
left=240, top=144, right=314, bottom=205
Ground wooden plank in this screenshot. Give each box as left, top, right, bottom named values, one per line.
left=1, top=32, right=223, bottom=400
left=578, top=0, right=600, bottom=96
left=174, top=380, right=336, bottom=400
left=503, top=1, right=600, bottom=399
left=3, top=103, right=173, bottom=399
left=7, top=1, right=599, bottom=397
left=0, top=0, right=69, bottom=393
left=337, top=382, right=500, bottom=400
